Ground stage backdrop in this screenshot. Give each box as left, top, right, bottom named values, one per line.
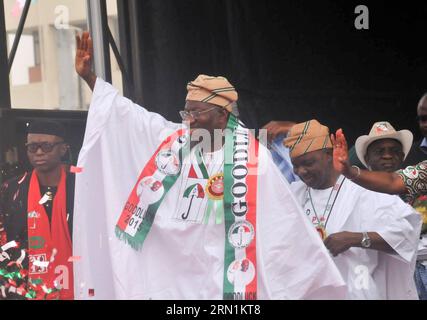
left=117, top=0, right=427, bottom=144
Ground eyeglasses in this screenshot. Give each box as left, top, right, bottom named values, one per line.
left=26, top=142, right=64, bottom=153
left=179, top=106, right=219, bottom=121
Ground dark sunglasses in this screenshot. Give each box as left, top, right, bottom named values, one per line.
left=416, top=115, right=427, bottom=122
left=26, top=142, right=65, bottom=153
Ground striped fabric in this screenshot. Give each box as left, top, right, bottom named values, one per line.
left=186, top=75, right=238, bottom=112
left=284, top=119, right=333, bottom=159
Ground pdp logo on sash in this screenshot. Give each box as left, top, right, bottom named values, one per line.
left=228, top=221, right=255, bottom=249
left=156, top=150, right=181, bottom=176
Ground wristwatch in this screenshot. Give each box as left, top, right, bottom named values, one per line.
left=361, top=232, right=371, bottom=248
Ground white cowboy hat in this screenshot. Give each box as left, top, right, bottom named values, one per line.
left=355, top=121, right=413, bottom=168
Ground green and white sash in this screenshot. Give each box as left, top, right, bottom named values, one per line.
left=115, top=129, right=189, bottom=249
left=115, top=114, right=259, bottom=300
left=223, top=115, right=259, bottom=300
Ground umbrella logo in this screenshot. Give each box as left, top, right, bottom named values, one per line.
left=155, top=150, right=181, bottom=176
left=228, top=221, right=255, bottom=249
left=181, top=184, right=205, bottom=220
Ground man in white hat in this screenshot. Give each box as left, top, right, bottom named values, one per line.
left=285, top=120, right=420, bottom=300
left=355, top=121, right=413, bottom=173
left=334, top=123, right=427, bottom=299
left=355, top=122, right=427, bottom=300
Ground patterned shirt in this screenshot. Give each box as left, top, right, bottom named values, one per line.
left=397, top=161, right=427, bottom=204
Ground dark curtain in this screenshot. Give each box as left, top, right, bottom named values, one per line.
left=118, top=0, right=427, bottom=144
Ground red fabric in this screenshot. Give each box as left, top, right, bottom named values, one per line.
left=0, top=225, right=6, bottom=246
left=188, top=165, right=198, bottom=179
left=244, top=132, right=259, bottom=299
left=0, top=182, right=8, bottom=246
left=27, top=167, right=74, bottom=300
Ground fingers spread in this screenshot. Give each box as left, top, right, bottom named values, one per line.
left=76, top=34, right=81, bottom=49
left=82, top=31, right=90, bottom=40
left=82, top=32, right=89, bottom=51
left=87, top=37, right=93, bottom=54
left=330, top=134, right=336, bottom=145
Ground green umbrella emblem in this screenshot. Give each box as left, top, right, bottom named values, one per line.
left=181, top=184, right=205, bottom=220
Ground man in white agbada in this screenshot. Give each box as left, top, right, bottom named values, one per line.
left=72, top=32, right=346, bottom=300
left=284, top=120, right=421, bottom=300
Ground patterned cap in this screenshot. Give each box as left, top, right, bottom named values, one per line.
left=284, top=120, right=333, bottom=159
left=186, top=75, right=238, bottom=112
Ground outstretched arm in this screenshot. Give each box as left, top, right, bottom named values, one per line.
left=331, top=129, right=407, bottom=195
left=75, top=31, right=97, bottom=91
left=262, top=121, right=296, bottom=145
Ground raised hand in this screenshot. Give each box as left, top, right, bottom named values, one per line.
left=75, top=31, right=96, bottom=90
left=331, top=129, right=351, bottom=175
